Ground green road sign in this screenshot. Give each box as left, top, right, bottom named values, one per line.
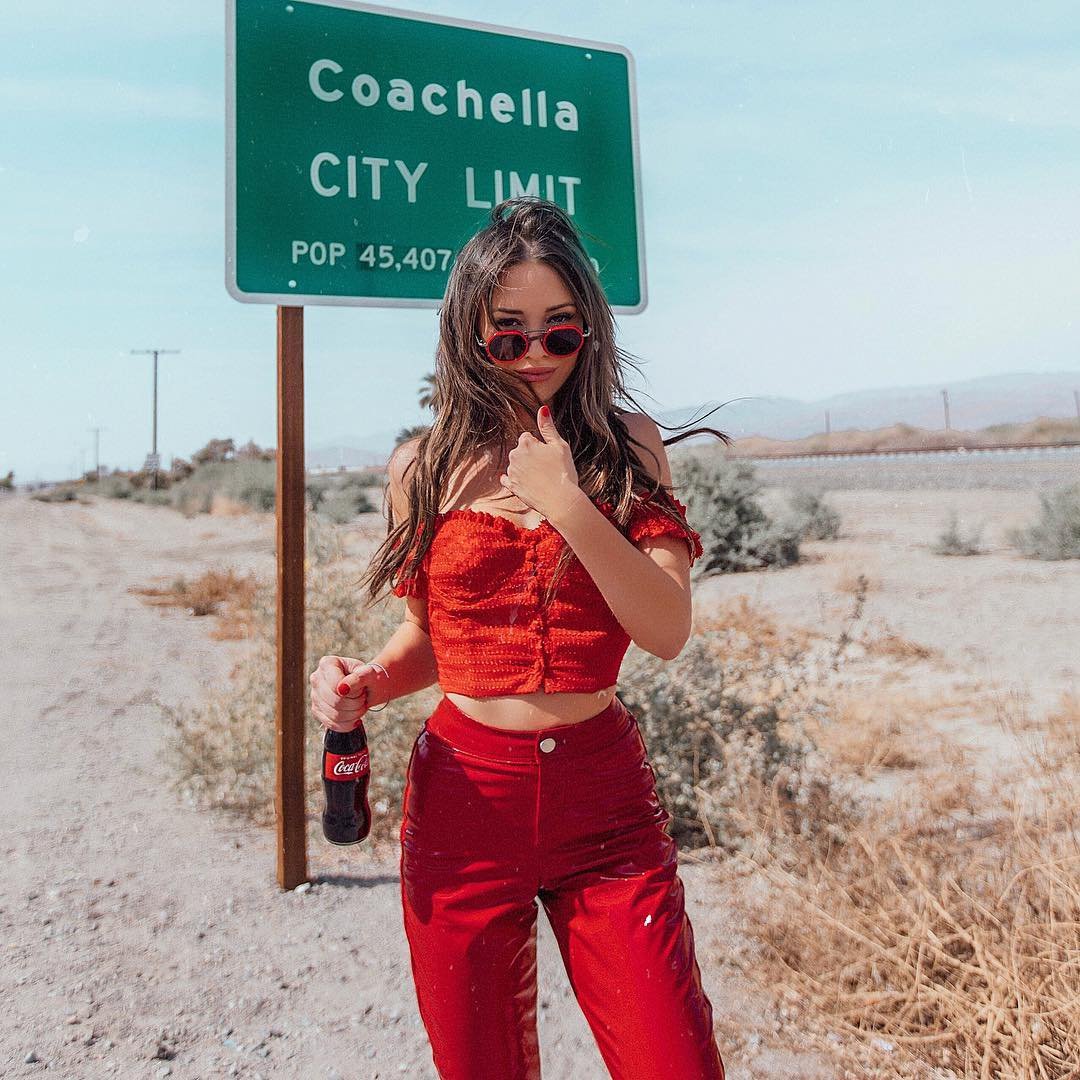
left=226, top=0, right=646, bottom=311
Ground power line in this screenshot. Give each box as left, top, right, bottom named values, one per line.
left=130, top=349, right=180, bottom=488
left=87, top=426, right=107, bottom=481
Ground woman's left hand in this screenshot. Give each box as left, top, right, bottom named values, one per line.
left=499, top=405, right=580, bottom=518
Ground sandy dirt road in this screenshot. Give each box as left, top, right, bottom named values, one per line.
left=1, top=491, right=832, bottom=1079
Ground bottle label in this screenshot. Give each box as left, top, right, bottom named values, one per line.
left=324, top=748, right=370, bottom=781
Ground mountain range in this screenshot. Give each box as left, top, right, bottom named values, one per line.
left=306, top=369, right=1080, bottom=467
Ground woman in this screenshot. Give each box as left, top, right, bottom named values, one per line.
left=310, top=197, right=729, bottom=1079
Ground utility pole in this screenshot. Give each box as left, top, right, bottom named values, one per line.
left=1074, top=389, right=1079, bottom=423
left=131, top=349, right=180, bottom=489
left=824, top=409, right=831, bottom=436
left=87, top=426, right=105, bottom=482
left=941, top=389, right=951, bottom=431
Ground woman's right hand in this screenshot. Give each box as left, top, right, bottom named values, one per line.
left=309, top=655, right=383, bottom=732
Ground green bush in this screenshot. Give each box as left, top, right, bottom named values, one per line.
left=99, top=475, right=134, bottom=499
left=166, top=459, right=276, bottom=516
left=786, top=488, right=842, bottom=541
left=129, top=488, right=173, bottom=507
left=308, top=473, right=378, bottom=523
left=618, top=608, right=850, bottom=855
left=933, top=509, right=984, bottom=556
left=1007, top=483, right=1080, bottom=560
left=31, top=485, right=78, bottom=503
left=102, top=458, right=382, bottom=519
left=672, top=454, right=803, bottom=574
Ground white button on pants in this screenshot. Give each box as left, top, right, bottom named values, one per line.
left=539, top=737, right=556, bottom=753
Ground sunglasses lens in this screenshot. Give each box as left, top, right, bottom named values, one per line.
left=488, top=332, right=527, bottom=362
left=544, top=327, right=584, bottom=356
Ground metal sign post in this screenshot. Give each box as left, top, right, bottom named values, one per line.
left=225, top=0, right=643, bottom=890
left=275, top=306, right=308, bottom=890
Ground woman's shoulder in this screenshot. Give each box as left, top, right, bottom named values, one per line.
left=614, top=408, right=659, bottom=438
left=387, top=435, right=425, bottom=524
left=614, top=411, right=669, bottom=485
left=388, top=434, right=424, bottom=476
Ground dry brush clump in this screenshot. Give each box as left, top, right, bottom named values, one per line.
left=130, top=566, right=260, bottom=639
left=859, top=622, right=940, bottom=664
left=736, top=688, right=1080, bottom=1079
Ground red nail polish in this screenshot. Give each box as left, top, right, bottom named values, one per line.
left=337, top=682, right=350, bottom=695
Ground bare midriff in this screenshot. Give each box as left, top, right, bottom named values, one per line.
left=444, top=687, right=619, bottom=731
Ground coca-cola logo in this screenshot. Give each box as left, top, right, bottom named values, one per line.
left=326, top=749, right=369, bottom=779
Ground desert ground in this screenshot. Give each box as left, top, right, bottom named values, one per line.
left=2, top=455, right=1076, bottom=1078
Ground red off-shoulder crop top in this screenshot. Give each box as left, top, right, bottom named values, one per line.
left=390, top=490, right=703, bottom=696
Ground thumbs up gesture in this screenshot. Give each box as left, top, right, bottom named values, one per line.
left=498, top=404, right=580, bottom=519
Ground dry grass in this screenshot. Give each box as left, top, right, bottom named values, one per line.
left=836, top=568, right=881, bottom=594
left=860, top=624, right=939, bottom=663
left=697, top=592, right=818, bottom=656
left=732, top=687, right=1080, bottom=1079
left=1045, top=690, right=1080, bottom=756
left=208, top=493, right=254, bottom=517
left=129, top=566, right=260, bottom=640
left=807, top=692, right=925, bottom=775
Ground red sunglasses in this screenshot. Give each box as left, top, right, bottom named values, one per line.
left=475, top=324, right=591, bottom=364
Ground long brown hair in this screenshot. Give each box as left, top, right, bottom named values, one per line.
left=359, top=196, right=731, bottom=607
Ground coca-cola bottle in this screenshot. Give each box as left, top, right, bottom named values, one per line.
left=321, top=723, right=371, bottom=845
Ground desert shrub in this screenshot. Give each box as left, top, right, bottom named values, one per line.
left=125, top=468, right=164, bottom=491
left=229, top=459, right=277, bottom=512
left=98, top=457, right=381, bottom=519
left=129, top=488, right=172, bottom=507
left=672, top=455, right=803, bottom=574
left=31, top=485, right=78, bottom=502
left=785, top=488, right=841, bottom=541
left=192, top=437, right=236, bottom=465
left=1006, top=482, right=1080, bottom=559
left=166, top=459, right=276, bottom=516
left=164, top=516, right=439, bottom=850
left=306, top=472, right=377, bottom=522
left=932, top=508, right=984, bottom=556
left=0, top=470, right=14, bottom=491
left=129, top=565, right=260, bottom=638
left=618, top=599, right=852, bottom=855
left=235, top=439, right=275, bottom=462
left=98, top=475, right=134, bottom=499
left=168, top=456, right=196, bottom=484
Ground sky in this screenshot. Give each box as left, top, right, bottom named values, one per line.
left=2, top=1, right=1079, bottom=482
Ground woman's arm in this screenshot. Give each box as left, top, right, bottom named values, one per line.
left=362, top=619, right=440, bottom=707
left=548, top=414, right=694, bottom=661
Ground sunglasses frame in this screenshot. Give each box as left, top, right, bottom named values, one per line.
left=475, top=323, right=591, bottom=364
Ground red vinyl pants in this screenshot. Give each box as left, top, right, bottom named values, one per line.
left=399, top=694, right=726, bottom=1080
